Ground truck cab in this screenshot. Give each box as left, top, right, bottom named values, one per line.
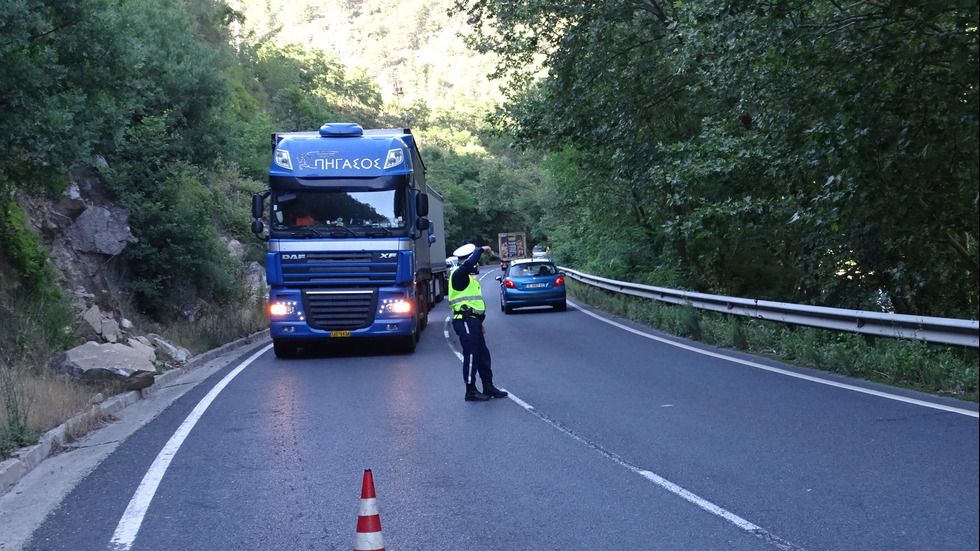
left=251, top=123, right=445, bottom=357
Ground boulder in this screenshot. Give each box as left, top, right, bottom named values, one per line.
left=148, top=334, right=190, bottom=365
left=50, top=341, right=156, bottom=390
left=223, top=237, right=245, bottom=261
left=66, top=205, right=137, bottom=256
left=125, top=337, right=156, bottom=363
left=245, top=261, right=267, bottom=299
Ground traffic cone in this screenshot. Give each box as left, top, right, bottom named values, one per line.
left=354, top=469, right=385, bottom=551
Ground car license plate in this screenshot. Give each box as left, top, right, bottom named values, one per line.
left=331, top=330, right=351, bottom=337
left=526, top=283, right=547, bottom=289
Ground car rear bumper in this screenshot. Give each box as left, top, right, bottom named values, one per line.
left=501, top=289, right=566, bottom=307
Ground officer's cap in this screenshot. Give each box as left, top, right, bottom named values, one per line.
left=453, top=243, right=477, bottom=258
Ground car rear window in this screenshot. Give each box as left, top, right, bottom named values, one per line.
left=509, top=263, right=557, bottom=277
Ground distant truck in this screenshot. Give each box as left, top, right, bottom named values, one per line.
left=498, top=232, right=527, bottom=269
left=250, top=123, right=447, bottom=357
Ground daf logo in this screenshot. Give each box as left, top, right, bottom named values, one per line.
left=380, top=253, right=397, bottom=259
left=282, top=254, right=306, bottom=260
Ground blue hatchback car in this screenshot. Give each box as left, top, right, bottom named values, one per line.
left=496, top=259, right=567, bottom=314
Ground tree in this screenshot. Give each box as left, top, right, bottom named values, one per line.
left=453, top=0, right=979, bottom=317
left=0, top=0, right=140, bottom=190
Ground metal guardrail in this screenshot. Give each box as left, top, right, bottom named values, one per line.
left=560, top=267, right=980, bottom=348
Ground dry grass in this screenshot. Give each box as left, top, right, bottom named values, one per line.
left=1, top=364, right=117, bottom=447
left=1, top=301, right=268, bottom=459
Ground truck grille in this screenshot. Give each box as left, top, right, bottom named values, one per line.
left=282, top=251, right=398, bottom=286
left=303, top=290, right=377, bottom=331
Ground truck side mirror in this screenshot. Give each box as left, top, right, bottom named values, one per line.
left=415, top=217, right=429, bottom=231
left=251, top=219, right=264, bottom=235
left=416, top=193, right=429, bottom=217
left=251, top=193, right=265, bottom=219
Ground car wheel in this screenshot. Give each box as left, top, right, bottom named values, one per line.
left=554, top=300, right=567, bottom=312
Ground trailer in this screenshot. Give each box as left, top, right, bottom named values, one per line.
left=498, top=232, right=528, bottom=270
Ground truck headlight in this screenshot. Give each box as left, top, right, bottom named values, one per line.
left=270, top=300, right=302, bottom=319
left=380, top=298, right=412, bottom=315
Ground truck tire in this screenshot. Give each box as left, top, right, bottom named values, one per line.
left=273, top=339, right=297, bottom=358
left=400, top=326, right=418, bottom=353
left=418, top=286, right=429, bottom=331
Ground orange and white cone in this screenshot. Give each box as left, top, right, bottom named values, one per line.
left=354, top=469, right=385, bottom=551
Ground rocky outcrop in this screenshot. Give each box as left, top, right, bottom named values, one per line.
left=14, top=171, right=264, bottom=387
left=78, top=301, right=131, bottom=343
left=20, top=180, right=135, bottom=341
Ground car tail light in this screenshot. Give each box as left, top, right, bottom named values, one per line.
left=555, top=276, right=564, bottom=287
left=503, top=279, right=516, bottom=289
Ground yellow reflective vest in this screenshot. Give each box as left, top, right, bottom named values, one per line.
left=448, top=267, right=486, bottom=319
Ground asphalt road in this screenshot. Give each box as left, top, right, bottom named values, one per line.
left=2, top=268, right=977, bottom=550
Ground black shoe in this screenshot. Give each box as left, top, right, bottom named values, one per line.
left=482, top=379, right=508, bottom=399
left=465, top=383, right=490, bottom=401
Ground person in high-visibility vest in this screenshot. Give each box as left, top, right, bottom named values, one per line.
left=449, top=243, right=508, bottom=402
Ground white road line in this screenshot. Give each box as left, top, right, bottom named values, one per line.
left=108, top=343, right=273, bottom=551
left=567, top=299, right=978, bottom=418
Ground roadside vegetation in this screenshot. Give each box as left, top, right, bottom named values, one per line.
left=568, top=282, right=978, bottom=402
left=2, top=0, right=977, bottom=458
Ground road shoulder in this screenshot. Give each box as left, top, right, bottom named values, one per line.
left=0, top=331, right=269, bottom=551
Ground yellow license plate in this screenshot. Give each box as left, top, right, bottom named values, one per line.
left=331, top=331, right=351, bottom=337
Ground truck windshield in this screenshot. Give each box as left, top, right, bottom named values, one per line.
left=270, top=189, right=407, bottom=235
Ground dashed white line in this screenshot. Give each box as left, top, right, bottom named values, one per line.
left=447, top=296, right=974, bottom=549
left=500, top=386, right=804, bottom=550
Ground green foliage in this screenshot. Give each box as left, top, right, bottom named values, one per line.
left=0, top=0, right=140, bottom=191
left=0, top=366, right=37, bottom=458
left=234, top=0, right=504, bottom=114
left=0, top=200, right=56, bottom=296
left=242, top=42, right=385, bottom=131
left=454, top=0, right=979, bottom=319
left=0, top=197, right=76, bottom=354
left=0, top=197, right=77, bottom=457
left=104, top=115, right=239, bottom=319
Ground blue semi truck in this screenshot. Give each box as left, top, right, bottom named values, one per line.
left=250, top=123, right=447, bottom=357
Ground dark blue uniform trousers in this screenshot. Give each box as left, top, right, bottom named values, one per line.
left=452, top=317, right=493, bottom=385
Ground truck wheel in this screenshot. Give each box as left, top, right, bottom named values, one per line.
left=401, top=331, right=417, bottom=353
left=418, top=287, right=429, bottom=331
left=273, top=339, right=297, bottom=358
